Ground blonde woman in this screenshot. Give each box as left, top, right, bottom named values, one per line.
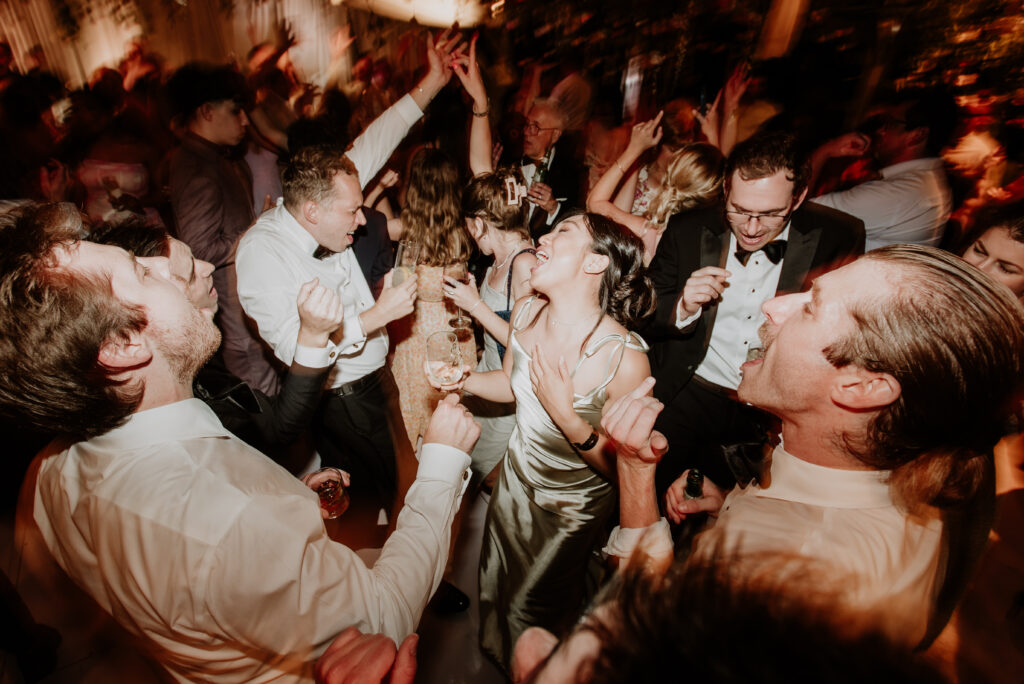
left=587, top=112, right=724, bottom=264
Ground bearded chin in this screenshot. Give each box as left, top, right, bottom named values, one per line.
left=152, top=313, right=222, bottom=385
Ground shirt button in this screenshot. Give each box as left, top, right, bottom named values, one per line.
left=329, top=351, right=337, bottom=359
left=746, top=315, right=752, bottom=320
left=751, top=288, right=756, bottom=293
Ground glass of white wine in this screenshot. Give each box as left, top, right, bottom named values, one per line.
left=444, top=262, right=472, bottom=333
left=393, top=239, right=420, bottom=286
left=426, top=331, right=465, bottom=389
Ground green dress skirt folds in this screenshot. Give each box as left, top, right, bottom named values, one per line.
left=478, top=297, right=649, bottom=672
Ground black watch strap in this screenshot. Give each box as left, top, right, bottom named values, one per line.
left=572, top=430, right=600, bottom=451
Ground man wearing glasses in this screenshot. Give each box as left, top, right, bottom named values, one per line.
left=646, top=131, right=864, bottom=493
left=516, top=98, right=582, bottom=240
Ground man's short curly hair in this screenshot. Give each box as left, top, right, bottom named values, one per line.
left=281, top=145, right=359, bottom=211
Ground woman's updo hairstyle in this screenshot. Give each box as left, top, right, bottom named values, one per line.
left=461, top=166, right=530, bottom=239
left=576, top=211, right=657, bottom=330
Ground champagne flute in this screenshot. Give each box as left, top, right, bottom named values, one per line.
left=393, top=239, right=420, bottom=286
left=426, top=331, right=465, bottom=388
left=444, top=262, right=472, bottom=332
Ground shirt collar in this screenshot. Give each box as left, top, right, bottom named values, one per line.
left=87, top=399, right=233, bottom=451
left=752, top=444, right=894, bottom=509
left=273, top=198, right=322, bottom=257
left=880, top=157, right=944, bottom=178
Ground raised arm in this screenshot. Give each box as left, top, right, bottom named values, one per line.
left=346, top=30, right=464, bottom=186
left=586, top=112, right=663, bottom=237
left=452, top=35, right=493, bottom=176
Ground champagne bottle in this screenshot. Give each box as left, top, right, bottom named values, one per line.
left=684, top=469, right=704, bottom=500
left=533, top=148, right=551, bottom=185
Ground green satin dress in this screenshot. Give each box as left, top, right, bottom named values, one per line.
left=478, top=297, right=648, bottom=672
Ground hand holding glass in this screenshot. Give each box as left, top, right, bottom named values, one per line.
left=301, top=467, right=351, bottom=519
left=443, top=263, right=472, bottom=330
left=392, top=239, right=420, bottom=286
left=426, top=331, right=465, bottom=389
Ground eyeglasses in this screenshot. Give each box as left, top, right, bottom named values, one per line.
left=524, top=121, right=558, bottom=136
left=725, top=209, right=791, bottom=230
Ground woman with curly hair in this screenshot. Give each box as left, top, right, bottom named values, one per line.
left=587, top=111, right=724, bottom=264
left=388, top=147, right=476, bottom=449
left=431, top=211, right=655, bottom=673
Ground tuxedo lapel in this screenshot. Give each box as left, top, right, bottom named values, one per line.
left=776, top=213, right=821, bottom=295
left=698, top=220, right=731, bottom=344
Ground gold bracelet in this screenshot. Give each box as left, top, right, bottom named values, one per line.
left=615, top=160, right=627, bottom=174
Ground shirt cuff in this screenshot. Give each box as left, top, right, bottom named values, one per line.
left=602, top=518, right=673, bottom=560
left=292, top=343, right=333, bottom=369
left=395, top=93, right=425, bottom=126
left=545, top=200, right=563, bottom=226
left=675, top=299, right=702, bottom=329
left=417, top=443, right=472, bottom=496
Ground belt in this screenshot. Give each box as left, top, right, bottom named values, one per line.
left=327, top=366, right=386, bottom=397
left=690, top=374, right=740, bottom=402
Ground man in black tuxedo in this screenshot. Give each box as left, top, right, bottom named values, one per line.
left=647, top=132, right=865, bottom=492
left=515, top=98, right=583, bottom=241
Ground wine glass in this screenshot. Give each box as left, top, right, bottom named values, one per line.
left=300, top=467, right=350, bottom=519
left=426, top=331, right=465, bottom=388
left=393, top=239, right=420, bottom=286
left=444, top=262, right=472, bottom=332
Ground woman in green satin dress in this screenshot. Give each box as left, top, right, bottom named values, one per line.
left=436, top=211, right=655, bottom=672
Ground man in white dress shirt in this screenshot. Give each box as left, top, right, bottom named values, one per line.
left=236, top=32, right=461, bottom=510
left=612, top=245, right=1024, bottom=649
left=0, top=204, right=479, bottom=682
left=810, top=88, right=958, bottom=250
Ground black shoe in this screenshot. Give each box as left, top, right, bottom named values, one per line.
left=428, top=580, right=469, bottom=615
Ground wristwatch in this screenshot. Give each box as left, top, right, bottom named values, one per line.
left=572, top=430, right=600, bottom=451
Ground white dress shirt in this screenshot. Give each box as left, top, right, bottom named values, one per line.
left=235, top=93, right=424, bottom=387
left=607, top=444, right=944, bottom=644
left=237, top=202, right=386, bottom=387
left=697, top=444, right=944, bottom=644
left=522, top=145, right=563, bottom=226
left=29, top=399, right=471, bottom=683
left=676, top=227, right=788, bottom=390
left=811, top=157, right=951, bottom=251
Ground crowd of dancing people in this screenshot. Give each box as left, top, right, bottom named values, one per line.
left=1, top=18, right=1024, bottom=684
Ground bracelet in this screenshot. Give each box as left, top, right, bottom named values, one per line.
left=468, top=299, right=483, bottom=314
left=614, top=160, right=627, bottom=174
left=572, top=430, right=600, bottom=451
left=472, top=99, right=490, bottom=117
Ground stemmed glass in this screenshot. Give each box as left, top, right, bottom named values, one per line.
left=393, top=239, right=420, bottom=286
left=444, top=262, right=472, bottom=334
left=426, top=331, right=465, bottom=389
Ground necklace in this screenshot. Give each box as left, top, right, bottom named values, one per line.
left=494, top=240, right=530, bottom=271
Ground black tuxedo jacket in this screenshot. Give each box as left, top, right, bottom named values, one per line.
left=352, top=205, right=393, bottom=293
left=646, top=202, right=865, bottom=404
left=505, top=137, right=584, bottom=241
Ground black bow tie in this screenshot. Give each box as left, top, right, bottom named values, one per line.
left=735, top=240, right=787, bottom=266
left=522, top=156, right=542, bottom=166
left=313, top=245, right=335, bottom=260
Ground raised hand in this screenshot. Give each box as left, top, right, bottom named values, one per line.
left=627, top=111, right=664, bottom=154
left=694, top=89, right=722, bottom=148
left=722, top=62, right=750, bottom=115
left=677, top=266, right=731, bottom=319
left=600, top=376, right=668, bottom=468
left=451, top=33, right=487, bottom=109
left=296, top=278, right=344, bottom=347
